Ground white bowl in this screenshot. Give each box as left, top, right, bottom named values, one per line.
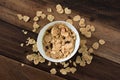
left=37, top=21, right=80, bottom=62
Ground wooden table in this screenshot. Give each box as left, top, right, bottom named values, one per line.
left=0, top=0, right=120, bottom=80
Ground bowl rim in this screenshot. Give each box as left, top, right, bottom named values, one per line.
left=37, top=21, right=80, bottom=62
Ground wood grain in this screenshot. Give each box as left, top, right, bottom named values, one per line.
left=0, top=55, right=65, bottom=80
left=0, top=20, right=120, bottom=80
left=0, top=0, right=120, bottom=64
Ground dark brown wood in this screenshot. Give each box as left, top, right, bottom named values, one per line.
left=0, top=0, right=120, bottom=64
left=0, top=20, right=120, bottom=80
left=0, top=55, right=65, bottom=80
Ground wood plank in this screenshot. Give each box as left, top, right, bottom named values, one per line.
left=0, top=55, right=65, bottom=80
left=0, top=20, right=120, bottom=80
left=0, top=0, right=119, bottom=64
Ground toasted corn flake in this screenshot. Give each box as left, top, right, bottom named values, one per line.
left=23, top=16, right=30, bottom=22
left=48, top=61, right=51, bottom=66
left=47, top=8, right=52, bottom=12
left=36, top=11, right=42, bottom=17
left=60, top=69, right=67, bottom=75
left=33, top=22, right=40, bottom=29
left=73, top=15, right=81, bottom=21
left=99, top=39, right=105, bottom=45
left=73, top=61, right=77, bottom=67
left=66, top=19, right=73, bottom=24
left=88, top=48, right=94, bottom=53
left=92, top=42, right=99, bottom=49
left=90, top=25, right=95, bottom=32
left=17, top=14, right=23, bottom=20
left=47, top=14, right=55, bottom=22
left=75, top=56, right=81, bottom=64
left=50, top=68, right=57, bottom=74
left=41, top=13, right=46, bottom=19
left=64, top=7, right=71, bottom=14
left=33, top=16, right=39, bottom=22
left=70, top=67, right=77, bottom=74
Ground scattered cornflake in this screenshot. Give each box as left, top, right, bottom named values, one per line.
left=33, top=16, right=39, bottom=22
left=50, top=68, right=57, bottom=74
left=80, top=39, right=87, bottom=46
left=22, top=30, right=28, bottom=35
left=33, top=22, right=40, bottom=29
left=80, top=58, right=86, bottom=67
left=79, top=18, right=86, bottom=27
left=70, top=67, right=77, bottom=74
left=84, top=31, right=92, bottom=38
left=73, top=61, right=77, bottom=67
left=69, top=60, right=72, bottom=63
left=47, top=14, right=55, bottom=22
left=66, top=19, right=73, bottom=24
left=41, top=13, right=46, bottom=19
left=86, top=25, right=91, bottom=31
left=63, top=62, right=69, bottom=68
left=75, top=56, right=81, bottom=64
left=78, top=45, right=88, bottom=53
left=88, top=48, right=94, bottom=53
left=56, top=4, right=64, bottom=14
left=20, top=43, right=24, bottom=47
left=32, top=43, right=38, bottom=52
left=55, top=62, right=58, bottom=65
left=36, top=11, right=42, bottom=17
left=21, top=63, right=24, bottom=67
left=82, top=53, right=93, bottom=64
left=48, top=61, right=51, bottom=66
left=99, top=39, right=105, bottom=45
left=17, top=14, right=23, bottom=20
left=92, top=42, right=99, bottom=49
left=90, top=25, right=95, bottom=32
left=47, top=8, right=52, bottom=12
left=60, top=69, right=67, bottom=75
left=73, top=15, right=81, bottom=21
left=26, top=54, right=37, bottom=61
left=64, top=7, right=71, bottom=14
left=23, top=15, right=30, bottom=22
left=26, top=37, right=36, bottom=46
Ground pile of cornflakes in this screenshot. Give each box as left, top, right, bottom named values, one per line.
left=18, top=4, right=105, bottom=75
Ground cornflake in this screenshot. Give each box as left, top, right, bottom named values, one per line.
left=32, top=43, right=38, bottom=52
left=20, top=43, right=24, bottom=47
left=33, top=22, right=40, bottom=29
left=64, top=7, right=71, bottom=14
left=33, top=16, right=39, bottom=22
left=22, top=30, right=28, bottom=35
left=88, top=48, right=94, bottom=53
left=21, top=63, right=24, bottom=67
left=41, top=13, right=46, bottom=19
left=73, top=61, right=77, bottom=67
left=36, top=11, right=42, bottom=17
left=60, top=69, right=67, bottom=75
left=47, top=8, right=52, bottom=12
left=23, top=15, right=30, bottom=22
left=75, top=56, right=81, bottom=64
left=66, top=19, right=73, bottom=24
left=79, top=18, right=86, bottom=27
left=17, top=14, right=23, bottom=20
left=50, top=68, right=57, bottom=74
left=47, top=14, right=55, bottom=22
left=99, top=39, right=105, bottom=45
left=48, top=61, right=51, bottom=66
left=73, top=15, right=81, bottom=21
left=70, top=67, right=77, bottom=74
left=90, top=25, right=95, bottom=32
left=56, top=4, right=64, bottom=14
left=92, top=42, right=99, bottom=49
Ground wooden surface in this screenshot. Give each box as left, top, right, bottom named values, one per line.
left=0, top=0, right=120, bottom=80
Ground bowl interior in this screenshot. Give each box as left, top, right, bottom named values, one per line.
left=37, top=21, right=80, bottom=62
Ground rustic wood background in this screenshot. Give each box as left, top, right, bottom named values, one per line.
left=0, top=0, right=120, bottom=80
